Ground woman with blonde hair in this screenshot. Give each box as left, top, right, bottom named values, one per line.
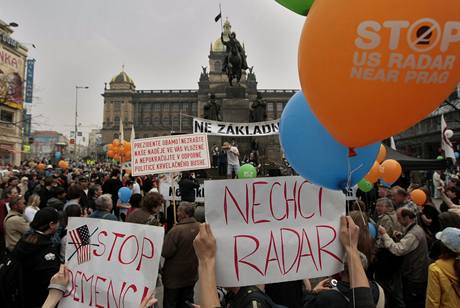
left=24, top=193, right=40, bottom=222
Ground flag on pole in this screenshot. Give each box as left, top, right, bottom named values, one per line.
left=214, top=12, right=222, bottom=22
left=130, top=125, right=135, bottom=142
left=390, top=136, right=397, bottom=150
left=119, top=118, right=124, bottom=141
left=441, top=114, right=456, bottom=163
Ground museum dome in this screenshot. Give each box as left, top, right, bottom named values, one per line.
left=110, top=70, right=134, bottom=85
left=212, top=18, right=232, bottom=52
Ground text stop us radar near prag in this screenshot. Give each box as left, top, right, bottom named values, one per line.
left=205, top=176, right=346, bottom=287
left=131, top=133, right=211, bottom=176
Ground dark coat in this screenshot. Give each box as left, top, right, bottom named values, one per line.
left=12, top=231, right=60, bottom=308
left=178, top=178, right=199, bottom=202
left=162, top=217, right=200, bottom=288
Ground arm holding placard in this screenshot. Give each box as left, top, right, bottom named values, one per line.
left=339, top=216, right=375, bottom=308
left=193, top=223, right=221, bottom=308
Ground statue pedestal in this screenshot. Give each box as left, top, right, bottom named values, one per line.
left=225, top=85, right=246, bottom=99
left=221, top=99, right=250, bottom=122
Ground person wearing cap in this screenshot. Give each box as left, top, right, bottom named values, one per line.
left=17, top=176, right=29, bottom=196
left=426, top=227, right=460, bottom=308
left=4, top=195, right=30, bottom=252
left=11, top=207, right=60, bottom=307
left=378, top=208, right=429, bottom=308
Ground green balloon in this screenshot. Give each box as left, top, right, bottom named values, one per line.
left=275, top=0, right=315, bottom=16
left=437, top=155, right=444, bottom=160
left=238, top=164, right=257, bottom=179
left=358, top=179, right=373, bottom=192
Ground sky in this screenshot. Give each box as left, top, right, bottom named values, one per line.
left=3, top=0, right=305, bottom=140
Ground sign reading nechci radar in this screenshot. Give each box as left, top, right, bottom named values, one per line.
left=132, top=133, right=211, bottom=176
left=205, top=176, right=345, bottom=287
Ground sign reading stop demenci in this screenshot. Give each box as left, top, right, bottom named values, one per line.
left=131, top=133, right=211, bottom=176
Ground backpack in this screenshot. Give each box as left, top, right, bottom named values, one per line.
left=0, top=255, right=24, bottom=308
left=230, top=286, right=288, bottom=308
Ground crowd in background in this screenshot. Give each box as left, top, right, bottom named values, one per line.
left=0, top=160, right=460, bottom=308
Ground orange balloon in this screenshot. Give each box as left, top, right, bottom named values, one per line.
left=113, top=154, right=121, bottom=161
left=107, top=150, right=115, bottom=158
left=298, top=0, right=460, bottom=148
left=124, top=142, right=131, bottom=150
left=37, top=163, right=45, bottom=171
left=112, top=139, right=120, bottom=146
left=376, top=145, right=387, bottom=163
left=381, top=159, right=402, bottom=183
left=364, top=161, right=381, bottom=183
left=107, top=144, right=113, bottom=151
left=410, top=189, right=427, bottom=206
left=58, top=160, right=68, bottom=170
left=124, top=146, right=131, bottom=154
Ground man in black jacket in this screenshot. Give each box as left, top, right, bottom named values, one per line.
left=178, top=172, right=199, bottom=203
left=12, top=207, right=61, bottom=307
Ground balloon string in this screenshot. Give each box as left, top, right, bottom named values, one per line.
left=346, top=155, right=357, bottom=308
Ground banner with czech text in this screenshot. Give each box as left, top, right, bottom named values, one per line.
left=132, top=133, right=211, bottom=176
left=60, top=217, right=164, bottom=308
left=193, top=117, right=280, bottom=137
left=205, top=176, right=345, bottom=287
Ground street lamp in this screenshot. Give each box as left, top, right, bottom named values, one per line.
left=75, top=86, right=89, bottom=160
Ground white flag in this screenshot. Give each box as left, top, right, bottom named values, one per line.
left=441, top=114, right=456, bottom=162
left=130, top=125, right=135, bottom=142
left=119, top=117, right=124, bottom=141
left=390, top=136, right=397, bottom=150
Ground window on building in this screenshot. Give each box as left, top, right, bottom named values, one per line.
left=114, top=116, right=120, bottom=125
left=172, top=103, right=180, bottom=112
left=181, top=103, right=190, bottom=112
left=113, top=102, right=121, bottom=112
left=153, top=103, right=161, bottom=112
left=0, top=110, right=14, bottom=123
left=267, top=103, right=274, bottom=112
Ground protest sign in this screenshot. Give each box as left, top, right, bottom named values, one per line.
left=205, top=176, right=345, bottom=287
left=132, top=133, right=211, bottom=176
left=160, top=181, right=205, bottom=203
left=193, top=117, right=280, bottom=137
left=59, top=218, right=164, bottom=308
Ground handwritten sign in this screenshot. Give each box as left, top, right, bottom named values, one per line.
left=132, top=133, right=211, bottom=176
left=205, top=176, right=345, bottom=287
left=59, top=218, right=164, bottom=308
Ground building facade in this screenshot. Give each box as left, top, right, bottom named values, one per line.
left=394, top=86, right=460, bottom=158
left=101, top=19, right=295, bottom=163
left=87, top=128, right=103, bottom=159
left=0, top=19, right=28, bottom=167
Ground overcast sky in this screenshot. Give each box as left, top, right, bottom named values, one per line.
left=3, top=0, right=304, bottom=138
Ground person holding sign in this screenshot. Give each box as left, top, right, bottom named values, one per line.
left=193, top=217, right=376, bottom=308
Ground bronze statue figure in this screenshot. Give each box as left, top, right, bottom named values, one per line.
left=250, top=92, right=267, bottom=122
left=221, top=32, right=248, bottom=86
left=203, top=94, right=222, bottom=121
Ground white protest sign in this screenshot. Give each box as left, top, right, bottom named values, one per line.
left=205, top=176, right=345, bottom=287
left=59, top=218, right=164, bottom=308
left=193, top=117, right=280, bottom=137
left=160, top=181, right=205, bottom=203
left=132, top=133, right=211, bottom=176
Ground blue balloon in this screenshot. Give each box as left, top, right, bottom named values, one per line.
left=368, top=222, right=377, bottom=239
left=55, top=152, right=62, bottom=160
left=118, top=187, right=132, bottom=203
left=279, top=91, right=380, bottom=190
left=455, top=152, right=460, bottom=160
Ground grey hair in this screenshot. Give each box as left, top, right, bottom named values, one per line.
left=95, top=194, right=112, bottom=211
left=376, top=197, right=394, bottom=210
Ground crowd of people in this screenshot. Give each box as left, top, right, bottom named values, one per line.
left=0, top=160, right=459, bottom=308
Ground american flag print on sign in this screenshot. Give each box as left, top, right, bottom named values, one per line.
left=68, top=225, right=92, bottom=264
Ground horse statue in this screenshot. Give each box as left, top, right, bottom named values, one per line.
left=221, top=32, right=247, bottom=86
left=226, top=43, right=242, bottom=86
